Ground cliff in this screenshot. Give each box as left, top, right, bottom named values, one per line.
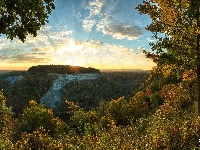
left=40, top=73, right=101, bottom=108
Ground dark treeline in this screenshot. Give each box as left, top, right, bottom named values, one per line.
left=28, top=65, right=101, bottom=75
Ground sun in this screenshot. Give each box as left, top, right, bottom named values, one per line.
left=52, top=42, right=86, bottom=67
left=55, top=42, right=83, bottom=55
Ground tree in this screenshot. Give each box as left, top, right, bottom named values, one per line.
left=0, top=91, right=14, bottom=149
left=0, top=0, right=55, bottom=42
left=136, top=0, right=200, bottom=114
left=15, top=100, right=66, bottom=138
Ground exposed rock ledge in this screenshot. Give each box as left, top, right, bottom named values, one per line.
left=40, top=73, right=100, bottom=108
left=6, top=75, right=24, bottom=84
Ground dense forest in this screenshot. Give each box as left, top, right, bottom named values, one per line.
left=0, top=66, right=200, bottom=149
left=1, top=0, right=200, bottom=149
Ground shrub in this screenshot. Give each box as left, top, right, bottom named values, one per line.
left=15, top=127, right=71, bottom=149
left=161, top=84, right=192, bottom=109
left=108, top=97, right=134, bottom=126
left=130, top=91, right=149, bottom=118
left=0, top=91, right=14, bottom=149
left=150, top=91, right=163, bottom=110
left=67, top=101, right=98, bottom=135
left=14, top=100, right=67, bottom=141
left=144, top=84, right=199, bottom=149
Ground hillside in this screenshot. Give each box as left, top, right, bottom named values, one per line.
left=101, top=70, right=150, bottom=91
left=40, top=73, right=101, bottom=108
left=1, top=66, right=199, bottom=149
left=0, top=65, right=133, bottom=117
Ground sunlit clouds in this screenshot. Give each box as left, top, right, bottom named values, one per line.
left=98, top=24, right=144, bottom=40
left=84, top=0, right=145, bottom=40
left=0, top=0, right=155, bottom=70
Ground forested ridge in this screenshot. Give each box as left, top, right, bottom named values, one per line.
left=0, top=66, right=137, bottom=118
left=28, top=65, right=100, bottom=75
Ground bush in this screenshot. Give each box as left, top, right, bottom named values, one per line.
left=108, top=97, right=134, bottom=126
left=144, top=84, right=199, bottom=149
left=0, top=91, right=14, bottom=149
left=15, top=127, right=70, bottom=149
left=14, top=100, right=67, bottom=141
left=161, top=84, right=192, bottom=109
left=130, top=91, right=149, bottom=118
left=67, top=101, right=98, bottom=135
left=150, top=91, right=163, bottom=110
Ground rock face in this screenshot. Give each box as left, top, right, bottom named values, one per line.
left=6, top=75, right=24, bottom=84
left=40, top=73, right=100, bottom=108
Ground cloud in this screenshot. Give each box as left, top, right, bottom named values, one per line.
left=0, top=20, right=153, bottom=70
left=137, top=46, right=145, bottom=53
left=2, top=53, right=52, bottom=64
left=0, top=30, right=150, bottom=66
left=147, top=38, right=155, bottom=42
left=86, top=0, right=104, bottom=16
left=0, top=24, right=73, bottom=62
left=98, top=24, right=144, bottom=40
left=82, top=18, right=96, bottom=32
left=82, top=0, right=145, bottom=40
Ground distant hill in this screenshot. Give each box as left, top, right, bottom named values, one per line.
left=101, top=71, right=150, bottom=92
left=0, top=65, right=132, bottom=119
left=28, top=65, right=100, bottom=75
left=100, top=69, right=151, bottom=72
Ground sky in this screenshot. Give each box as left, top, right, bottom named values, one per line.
left=0, top=0, right=156, bottom=70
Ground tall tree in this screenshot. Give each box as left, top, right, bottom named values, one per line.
left=0, top=0, right=55, bottom=42
left=136, top=0, right=200, bottom=114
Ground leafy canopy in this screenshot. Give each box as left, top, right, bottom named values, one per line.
left=136, top=0, right=200, bottom=73
left=0, top=0, right=55, bottom=42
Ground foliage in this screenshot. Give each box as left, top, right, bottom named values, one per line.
left=130, top=91, right=150, bottom=117
left=67, top=101, right=98, bottom=135
left=0, top=91, right=14, bottom=149
left=149, top=91, right=163, bottom=110
left=14, top=100, right=67, bottom=142
left=55, top=76, right=130, bottom=121
left=5, top=74, right=54, bottom=116
left=1, top=71, right=200, bottom=149
left=136, top=0, right=199, bottom=69
left=1, top=67, right=200, bottom=149
left=0, top=0, right=55, bottom=42
left=0, top=79, right=10, bottom=92
left=161, top=84, right=192, bottom=109
left=101, top=71, right=150, bottom=91
left=108, top=97, right=134, bottom=126
left=136, top=0, right=200, bottom=114
left=15, top=127, right=68, bottom=149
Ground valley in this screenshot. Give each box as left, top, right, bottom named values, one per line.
left=0, top=65, right=148, bottom=118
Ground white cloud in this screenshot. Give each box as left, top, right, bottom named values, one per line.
left=0, top=24, right=73, bottom=63
left=82, top=18, right=96, bottom=32
left=1, top=30, right=148, bottom=69
left=86, top=0, right=104, bottom=17
left=147, top=38, right=155, bottom=42
left=99, top=24, right=144, bottom=40
left=0, top=17, right=153, bottom=69
left=137, top=46, right=145, bottom=53
left=83, top=0, right=145, bottom=40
